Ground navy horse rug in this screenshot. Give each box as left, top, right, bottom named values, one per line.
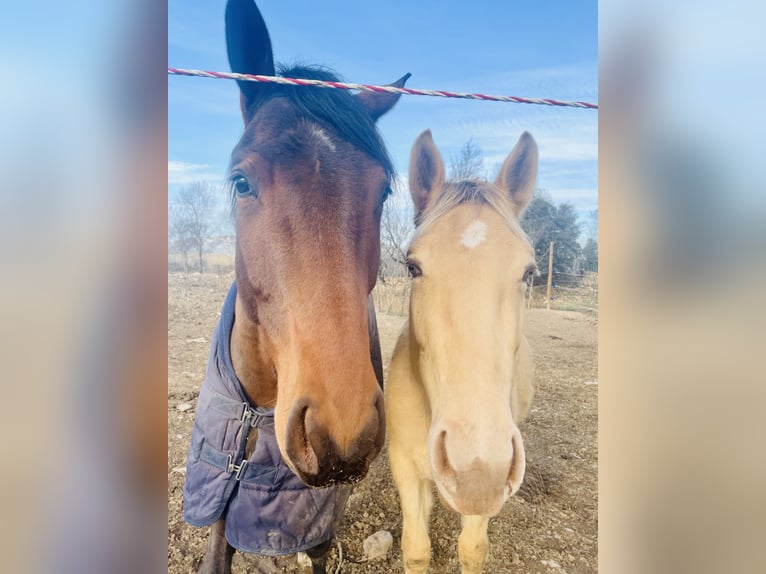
left=183, top=283, right=351, bottom=555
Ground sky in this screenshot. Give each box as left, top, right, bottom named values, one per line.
left=168, top=0, right=598, bottom=225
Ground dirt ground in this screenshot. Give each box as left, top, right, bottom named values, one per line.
left=168, top=273, right=597, bottom=573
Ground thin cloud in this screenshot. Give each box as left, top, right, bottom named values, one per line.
left=538, top=139, right=598, bottom=163
left=167, top=161, right=223, bottom=186
left=545, top=187, right=599, bottom=206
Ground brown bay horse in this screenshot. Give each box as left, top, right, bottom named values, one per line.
left=386, top=130, right=538, bottom=573
left=187, top=1, right=408, bottom=573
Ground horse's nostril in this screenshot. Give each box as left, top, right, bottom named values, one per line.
left=507, top=428, right=526, bottom=496
left=433, top=430, right=457, bottom=490
left=285, top=398, right=383, bottom=487
left=285, top=403, right=319, bottom=477
left=434, top=430, right=448, bottom=470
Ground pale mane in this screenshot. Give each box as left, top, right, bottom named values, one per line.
left=414, top=180, right=531, bottom=244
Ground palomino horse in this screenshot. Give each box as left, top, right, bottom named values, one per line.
left=183, top=2, right=407, bottom=573
left=386, top=130, right=538, bottom=574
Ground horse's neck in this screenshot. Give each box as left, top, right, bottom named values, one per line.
left=231, top=295, right=278, bottom=408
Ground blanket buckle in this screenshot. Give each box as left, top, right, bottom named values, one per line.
left=226, top=454, right=248, bottom=481
left=240, top=402, right=262, bottom=427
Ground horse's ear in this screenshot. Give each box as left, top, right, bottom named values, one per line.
left=225, top=0, right=276, bottom=122
left=409, top=130, right=445, bottom=221
left=357, top=73, right=411, bottom=122
left=494, top=131, right=538, bottom=219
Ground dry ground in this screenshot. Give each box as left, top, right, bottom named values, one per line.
left=169, top=273, right=597, bottom=573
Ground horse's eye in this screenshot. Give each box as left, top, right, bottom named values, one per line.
left=523, top=266, right=538, bottom=284
left=406, top=260, right=422, bottom=279
left=233, top=175, right=256, bottom=198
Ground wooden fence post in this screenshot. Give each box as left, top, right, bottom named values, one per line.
left=526, top=276, right=534, bottom=308
left=546, top=241, right=554, bottom=310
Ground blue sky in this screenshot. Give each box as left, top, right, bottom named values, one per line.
left=169, top=0, right=597, bottom=223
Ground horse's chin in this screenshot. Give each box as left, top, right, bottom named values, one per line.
left=296, top=468, right=369, bottom=489
left=433, top=474, right=508, bottom=517
left=282, top=451, right=372, bottom=489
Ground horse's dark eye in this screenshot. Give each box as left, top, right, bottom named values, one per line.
left=523, top=266, right=538, bottom=284
left=406, top=260, right=422, bottom=278
left=233, top=175, right=255, bottom=198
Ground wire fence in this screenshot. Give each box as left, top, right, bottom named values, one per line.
left=372, top=272, right=598, bottom=317
left=168, top=253, right=235, bottom=276
left=529, top=271, right=598, bottom=312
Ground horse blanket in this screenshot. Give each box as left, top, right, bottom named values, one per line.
left=183, top=283, right=352, bottom=555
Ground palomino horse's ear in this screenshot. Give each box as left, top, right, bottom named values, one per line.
left=495, top=131, right=538, bottom=219
left=409, top=129, right=445, bottom=221
left=356, top=73, right=411, bottom=122
left=225, top=0, right=276, bottom=122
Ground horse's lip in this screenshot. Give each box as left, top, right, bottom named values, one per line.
left=435, top=485, right=459, bottom=513
left=291, top=459, right=372, bottom=488
left=431, top=472, right=460, bottom=511
left=297, top=473, right=366, bottom=489
left=432, top=471, right=508, bottom=517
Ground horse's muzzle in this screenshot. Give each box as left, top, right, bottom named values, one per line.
left=430, top=421, right=526, bottom=516
left=284, top=393, right=385, bottom=488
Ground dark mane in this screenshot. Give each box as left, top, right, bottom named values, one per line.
left=248, top=64, right=395, bottom=181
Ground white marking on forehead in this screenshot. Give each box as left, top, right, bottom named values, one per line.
left=309, top=125, right=337, bottom=152
left=460, top=219, right=488, bottom=249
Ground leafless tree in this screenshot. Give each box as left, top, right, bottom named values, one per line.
left=172, top=181, right=217, bottom=273
left=449, top=138, right=485, bottom=181
left=168, top=203, right=194, bottom=272
left=380, top=190, right=414, bottom=280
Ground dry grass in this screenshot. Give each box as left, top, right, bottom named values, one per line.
left=168, top=253, right=236, bottom=274
left=373, top=273, right=599, bottom=317
left=530, top=273, right=598, bottom=314
left=372, top=277, right=410, bottom=316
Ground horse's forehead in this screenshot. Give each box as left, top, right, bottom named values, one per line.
left=232, top=99, right=367, bottom=173
left=459, top=219, right=489, bottom=249
left=416, top=205, right=531, bottom=259
left=231, top=103, right=304, bottom=165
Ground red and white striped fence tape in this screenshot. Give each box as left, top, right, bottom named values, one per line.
left=168, top=67, right=598, bottom=110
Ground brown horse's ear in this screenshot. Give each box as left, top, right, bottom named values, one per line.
left=225, top=0, right=276, bottom=123
left=409, top=129, right=445, bottom=221
left=356, top=73, right=411, bottom=122
left=495, top=131, right=538, bottom=219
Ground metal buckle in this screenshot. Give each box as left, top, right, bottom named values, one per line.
left=226, top=454, right=248, bottom=481
left=240, top=403, right=261, bottom=427
left=239, top=402, right=250, bottom=422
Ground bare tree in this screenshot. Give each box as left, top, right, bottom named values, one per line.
left=449, top=138, right=485, bottom=181
left=380, top=190, right=414, bottom=279
left=168, top=203, right=194, bottom=272
left=173, top=181, right=217, bottom=273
